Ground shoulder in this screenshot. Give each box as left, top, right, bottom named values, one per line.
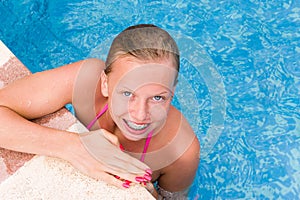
left=70, top=58, right=105, bottom=89
left=0, top=58, right=105, bottom=119
left=52, top=58, right=104, bottom=72
left=55, top=58, right=106, bottom=100
left=38, top=58, right=105, bottom=82
left=158, top=137, right=200, bottom=192
left=71, top=58, right=106, bottom=127
left=167, top=106, right=200, bottom=164
left=81, top=58, right=105, bottom=68
left=72, top=58, right=106, bottom=86
left=157, top=105, right=200, bottom=191
left=73, top=58, right=105, bottom=73
left=170, top=105, right=200, bottom=155
left=167, top=106, right=196, bottom=141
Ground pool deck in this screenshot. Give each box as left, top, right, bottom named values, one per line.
left=0, top=41, right=154, bottom=199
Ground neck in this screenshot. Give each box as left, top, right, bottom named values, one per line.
left=114, top=128, right=150, bottom=153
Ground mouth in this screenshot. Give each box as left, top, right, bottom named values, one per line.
left=123, top=119, right=150, bottom=131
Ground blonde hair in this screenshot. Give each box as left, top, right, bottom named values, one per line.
left=105, top=24, right=180, bottom=74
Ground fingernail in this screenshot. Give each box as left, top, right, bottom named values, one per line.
left=114, top=175, right=120, bottom=179
left=119, top=144, right=125, bottom=151
left=135, top=176, right=144, bottom=183
left=122, top=182, right=130, bottom=188
left=144, top=174, right=152, bottom=181
left=145, top=169, right=152, bottom=175
left=125, top=180, right=131, bottom=184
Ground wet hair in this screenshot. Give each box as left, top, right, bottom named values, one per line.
left=104, top=24, right=180, bottom=74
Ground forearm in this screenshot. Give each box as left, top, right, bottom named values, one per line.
left=145, top=182, right=189, bottom=200
left=0, top=106, right=152, bottom=187
left=0, top=106, right=77, bottom=159
left=156, top=184, right=189, bottom=200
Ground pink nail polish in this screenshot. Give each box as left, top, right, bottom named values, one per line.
left=135, top=177, right=144, bottom=182
left=143, top=174, right=152, bottom=181
left=119, top=144, right=125, bottom=151
left=122, top=182, right=130, bottom=188
left=145, top=169, right=153, bottom=175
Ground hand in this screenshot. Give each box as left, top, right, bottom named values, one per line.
left=65, top=129, right=152, bottom=188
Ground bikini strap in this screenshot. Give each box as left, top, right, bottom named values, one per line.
left=86, top=104, right=108, bottom=130
left=140, top=130, right=154, bottom=162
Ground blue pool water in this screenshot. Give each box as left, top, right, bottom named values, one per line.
left=1, top=0, right=300, bottom=199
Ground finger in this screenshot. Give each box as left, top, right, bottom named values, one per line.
left=100, top=129, right=120, bottom=147
left=96, top=172, right=127, bottom=189
left=80, top=130, right=151, bottom=178
left=99, top=129, right=149, bottom=172
left=108, top=156, right=149, bottom=176
left=113, top=171, right=152, bottom=185
left=102, top=162, right=153, bottom=185
left=100, top=165, right=142, bottom=184
left=113, top=151, right=151, bottom=173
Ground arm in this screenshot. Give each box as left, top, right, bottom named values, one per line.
left=156, top=136, right=200, bottom=199
left=0, top=59, right=149, bottom=186
left=0, top=60, right=79, bottom=152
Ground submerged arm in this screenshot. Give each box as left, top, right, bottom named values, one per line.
left=156, top=136, right=200, bottom=199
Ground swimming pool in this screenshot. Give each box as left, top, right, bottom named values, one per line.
left=1, top=0, right=300, bottom=199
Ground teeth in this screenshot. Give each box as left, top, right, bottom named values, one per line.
left=125, top=120, right=149, bottom=130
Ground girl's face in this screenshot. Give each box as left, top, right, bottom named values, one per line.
left=101, top=56, right=177, bottom=141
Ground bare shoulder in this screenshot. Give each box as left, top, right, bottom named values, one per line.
left=72, top=58, right=106, bottom=127
left=168, top=105, right=195, bottom=134
left=0, top=58, right=104, bottom=119
left=158, top=105, right=200, bottom=192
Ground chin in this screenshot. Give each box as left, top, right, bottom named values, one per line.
left=122, top=126, right=150, bottom=141
left=123, top=133, right=144, bottom=141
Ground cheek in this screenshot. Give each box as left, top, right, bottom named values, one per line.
left=110, top=93, right=129, bottom=116
left=149, top=104, right=169, bottom=121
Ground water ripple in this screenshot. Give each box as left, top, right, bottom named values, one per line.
left=1, top=0, right=300, bottom=199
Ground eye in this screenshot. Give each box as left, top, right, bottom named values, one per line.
left=153, top=96, right=164, bottom=102
left=123, top=91, right=132, bottom=97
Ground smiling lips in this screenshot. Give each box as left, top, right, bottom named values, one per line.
left=123, top=119, right=150, bottom=132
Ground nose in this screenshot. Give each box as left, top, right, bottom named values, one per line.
left=129, top=98, right=149, bottom=122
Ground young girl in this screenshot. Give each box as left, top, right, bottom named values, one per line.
left=0, top=24, right=200, bottom=199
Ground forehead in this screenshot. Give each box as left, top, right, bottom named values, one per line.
left=109, top=57, right=177, bottom=91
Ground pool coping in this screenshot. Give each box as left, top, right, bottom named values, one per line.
left=0, top=40, right=78, bottom=183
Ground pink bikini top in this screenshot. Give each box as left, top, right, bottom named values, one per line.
left=86, top=104, right=153, bottom=162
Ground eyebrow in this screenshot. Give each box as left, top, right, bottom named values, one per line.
left=155, top=91, right=170, bottom=95
left=117, top=86, right=133, bottom=91
left=120, top=86, right=172, bottom=95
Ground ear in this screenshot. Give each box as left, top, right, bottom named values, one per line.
left=100, top=70, right=109, bottom=97
left=170, top=85, right=176, bottom=100
left=171, top=79, right=178, bottom=94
